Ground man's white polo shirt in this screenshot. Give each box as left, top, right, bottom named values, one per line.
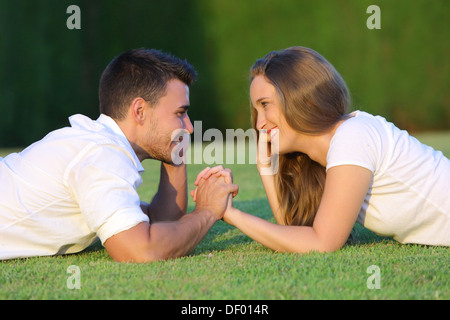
left=0, top=114, right=149, bottom=260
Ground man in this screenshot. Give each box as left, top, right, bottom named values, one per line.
left=0, top=48, right=237, bottom=262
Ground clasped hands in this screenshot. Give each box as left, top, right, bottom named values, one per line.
left=190, top=165, right=238, bottom=223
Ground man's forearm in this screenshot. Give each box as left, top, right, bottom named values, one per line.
left=146, top=208, right=217, bottom=261
left=104, top=208, right=218, bottom=263
left=148, top=162, right=188, bottom=222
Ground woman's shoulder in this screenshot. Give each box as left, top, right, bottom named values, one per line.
left=344, top=110, right=385, bottom=127
left=333, top=110, right=388, bottom=141
left=327, top=110, right=393, bottom=173
left=337, top=110, right=402, bottom=146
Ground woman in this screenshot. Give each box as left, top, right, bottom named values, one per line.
left=194, top=46, right=450, bottom=253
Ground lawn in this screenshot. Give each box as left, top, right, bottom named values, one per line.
left=0, top=131, right=449, bottom=301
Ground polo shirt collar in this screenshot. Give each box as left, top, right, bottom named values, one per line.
left=96, top=114, right=145, bottom=173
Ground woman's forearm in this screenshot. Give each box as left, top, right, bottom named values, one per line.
left=224, top=207, right=325, bottom=253
left=259, top=173, right=284, bottom=224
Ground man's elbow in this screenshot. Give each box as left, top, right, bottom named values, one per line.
left=104, top=222, right=187, bottom=263
left=138, top=247, right=185, bottom=263
left=110, top=243, right=186, bottom=263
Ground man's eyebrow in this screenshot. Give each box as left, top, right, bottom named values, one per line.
left=178, top=105, right=190, bottom=111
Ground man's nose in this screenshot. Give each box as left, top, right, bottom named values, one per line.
left=184, top=115, right=194, bottom=134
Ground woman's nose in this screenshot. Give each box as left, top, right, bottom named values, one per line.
left=256, top=115, right=266, bottom=131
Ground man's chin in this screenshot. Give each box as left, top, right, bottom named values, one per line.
left=146, top=150, right=173, bottom=164
left=146, top=142, right=187, bottom=166
left=169, top=144, right=187, bottom=166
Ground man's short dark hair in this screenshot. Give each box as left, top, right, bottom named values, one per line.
left=99, top=48, right=197, bottom=120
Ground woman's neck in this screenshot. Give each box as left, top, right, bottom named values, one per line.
left=292, top=119, right=346, bottom=167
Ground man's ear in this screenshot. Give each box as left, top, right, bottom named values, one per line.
left=130, top=97, right=148, bottom=125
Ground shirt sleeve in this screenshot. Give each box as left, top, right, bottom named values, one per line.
left=65, top=143, right=149, bottom=244
left=326, top=117, right=380, bottom=174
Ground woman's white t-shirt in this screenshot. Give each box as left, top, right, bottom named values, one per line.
left=326, top=111, right=449, bottom=246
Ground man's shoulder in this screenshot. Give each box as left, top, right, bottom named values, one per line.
left=23, top=114, right=143, bottom=173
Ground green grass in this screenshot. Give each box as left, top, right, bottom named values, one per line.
left=1, top=131, right=449, bottom=300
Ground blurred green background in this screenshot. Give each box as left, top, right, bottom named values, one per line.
left=0, top=0, right=448, bottom=147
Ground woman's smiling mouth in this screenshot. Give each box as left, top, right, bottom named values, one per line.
left=267, top=126, right=279, bottom=141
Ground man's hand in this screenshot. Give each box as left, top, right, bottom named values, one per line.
left=194, top=170, right=238, bottom=221
left=191, top=165, right=238, bottom=202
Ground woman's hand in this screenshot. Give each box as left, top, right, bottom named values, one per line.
left=257, top=129, right=279, bottom=176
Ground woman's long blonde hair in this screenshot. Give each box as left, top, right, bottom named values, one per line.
left=250, top=47, right=351, bottom=226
